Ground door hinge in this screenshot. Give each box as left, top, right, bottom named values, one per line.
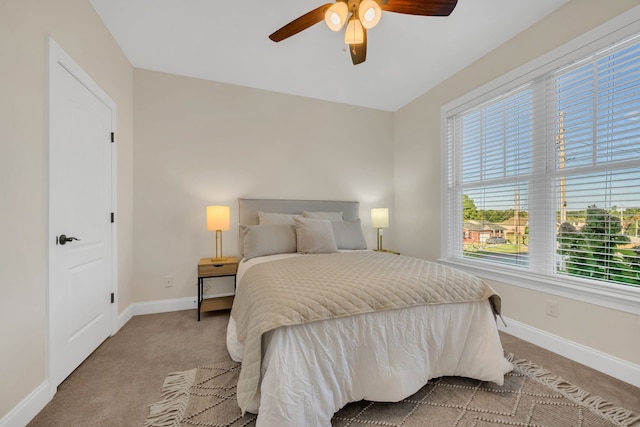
left=111, top=212, right=115, bottom=223
left=110, top=132, right=115, bottom=143
left=111, top=293, right=115, bottom=304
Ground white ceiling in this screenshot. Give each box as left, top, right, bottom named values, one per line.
left=90, top=0, right=567, bottom=112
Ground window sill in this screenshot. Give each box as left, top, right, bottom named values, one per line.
left=439, top=257, right=640, bottom=315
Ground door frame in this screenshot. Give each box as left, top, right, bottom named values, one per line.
left=46, top=36, right=118, bottom=397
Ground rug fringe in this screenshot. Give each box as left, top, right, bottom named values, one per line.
left=144, top=368, right=197, bottom=427
left=507, top=354, right=640, bottom=427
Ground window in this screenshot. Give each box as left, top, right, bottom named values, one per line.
left=444, top=23, right=640, bottom=304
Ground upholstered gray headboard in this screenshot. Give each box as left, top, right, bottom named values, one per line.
left=237, top=198, right=361, bottom=256
left=238, top=198, right=360, bottom=225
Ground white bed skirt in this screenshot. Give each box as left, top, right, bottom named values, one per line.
left=227, top=299, right=512, bottom=427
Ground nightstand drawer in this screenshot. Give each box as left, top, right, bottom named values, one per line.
left=197, top=256, right=238, bottom=278
left=198, top=262, right=237, bottom=277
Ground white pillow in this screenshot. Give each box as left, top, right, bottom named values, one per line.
left=258, top=211, right=301, bottom=225
left=332, top=219, right=367, bottom=250
left=302, top=211, right=343, bottom=221
left=294, top=217, right=339, bottom=254
left=241, top=224, right=297, bottom=259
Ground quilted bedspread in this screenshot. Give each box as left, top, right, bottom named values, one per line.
left=231, top=251, right=500, bottom=414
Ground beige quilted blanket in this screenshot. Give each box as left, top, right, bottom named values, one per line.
left=231, top=251, right=500, bottom=413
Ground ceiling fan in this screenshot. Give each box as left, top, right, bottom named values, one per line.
left=269, top=0, right=458, bottom=65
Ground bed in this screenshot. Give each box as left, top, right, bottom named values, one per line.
left=226, top=198, right=512, bottom=426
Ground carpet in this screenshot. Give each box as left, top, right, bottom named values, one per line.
left=144, top=355, right=639, bottom=427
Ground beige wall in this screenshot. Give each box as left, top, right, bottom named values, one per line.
left=394, top=0, right=640, bottom=365
left=0, top=0, right=134, bottom=419
left=133, top=69, right=395, bottom=303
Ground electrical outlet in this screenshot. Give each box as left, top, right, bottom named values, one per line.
left=545, top=300, right=558, bottom=317
left=164, top=275, right=173, bottom=288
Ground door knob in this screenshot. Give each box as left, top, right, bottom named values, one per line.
left=57, top=234, right=80, bottom=245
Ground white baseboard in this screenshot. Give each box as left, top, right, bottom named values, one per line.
left=129, top=296, right=197, bottom=316
left=116, top=302, right=134, bottom=333
left=499, top=316, right=640, bottom=388
left=0, top=381, right=50, bottom=427
left=115, top=297, right=198, bottom=333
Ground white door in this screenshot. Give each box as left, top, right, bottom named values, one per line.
left=48, top=38, right=115, bottom=388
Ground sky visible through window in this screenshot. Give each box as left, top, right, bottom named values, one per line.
left=460, top=39, right=640, bottom=214
left=556, top=40, right=640, bottom=212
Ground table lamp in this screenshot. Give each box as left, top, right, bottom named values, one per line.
left=206, top=205, right=230, bottom=261
left=371, top=208, right=389, bottom=251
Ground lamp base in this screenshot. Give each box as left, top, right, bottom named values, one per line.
left=211, top=230, right=227, bottom=262
left=374, top=248, right=400, bottom=255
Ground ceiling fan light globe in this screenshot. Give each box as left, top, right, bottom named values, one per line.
left=325, top=2, right=348, bottom=31
left=344, top=17, right=364, bottom=44
left=359, top=0, right=381, bottom=29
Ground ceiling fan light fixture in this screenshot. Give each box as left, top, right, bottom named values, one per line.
left=344, top=16, right=364, bottom=44
left=269, top=0, right=458, bottom=65
left=358, top=0, right=381, bottom=29
left=325, top=2, right=348, bottom=31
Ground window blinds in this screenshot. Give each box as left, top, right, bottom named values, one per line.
left=446, top=33, right=640, bottom=288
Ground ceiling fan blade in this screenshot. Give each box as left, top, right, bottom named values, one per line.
left=379, top=0, right=458, bottom=16
left=269, top=3, right=333, bottom=42
left=350, top=28, right=367, bottom=65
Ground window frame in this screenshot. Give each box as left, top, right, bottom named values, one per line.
left=440, top=7, right=640, bottom=316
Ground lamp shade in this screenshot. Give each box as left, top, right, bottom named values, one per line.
left=344, top=16, right=364, bottom=44
left=371, top=208, right=389, bottom=228
left=325, top=2, right=348, bottom=31
left=359, top=0, right=381, bottom=29
left=206, top=206, right=230, bottom=231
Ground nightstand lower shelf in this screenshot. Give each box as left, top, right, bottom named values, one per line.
left=200, top=295, right=234, bottom=313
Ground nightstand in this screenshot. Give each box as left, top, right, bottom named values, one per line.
left=197, top=256, right=238, bottom=321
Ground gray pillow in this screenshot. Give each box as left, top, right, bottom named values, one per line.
left=302, top=210, right=343, bottom=221
left=241, top=224, right=297, bottom=259
left=294, top=217, right=339, bottom=254
left=258, top=211, right=301, bottom=225
left=332, top=219, right=367, bottom=250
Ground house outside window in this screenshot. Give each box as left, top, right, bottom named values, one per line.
left=443, top=22, right=640, bottom=310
